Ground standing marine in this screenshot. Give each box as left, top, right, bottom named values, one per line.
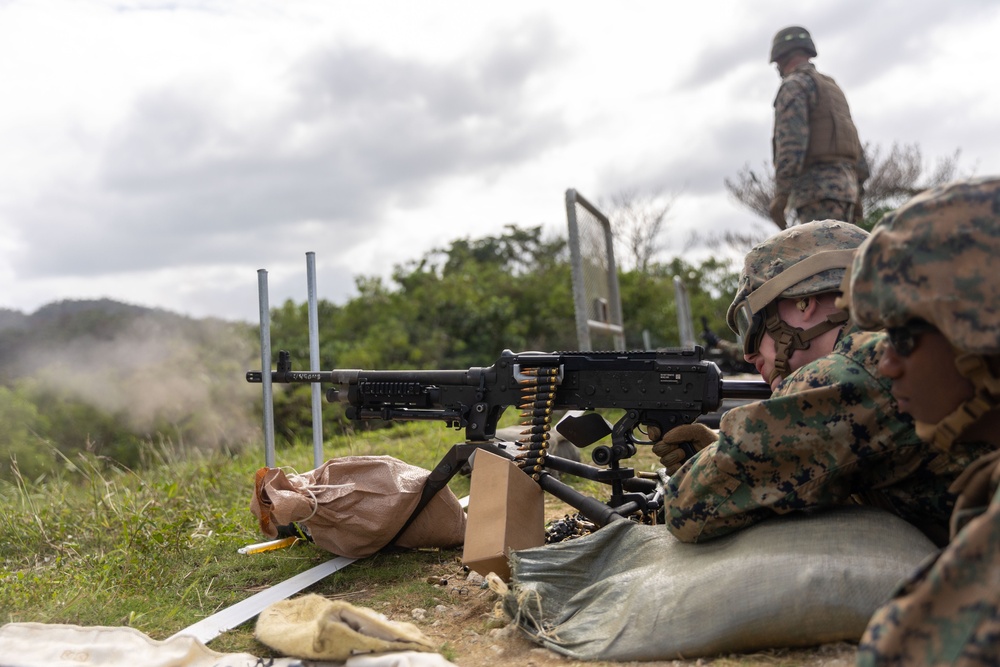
left=768, top=26, right=867, bottom=228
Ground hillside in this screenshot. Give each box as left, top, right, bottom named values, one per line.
left=0, top=299, right=263, bottom=480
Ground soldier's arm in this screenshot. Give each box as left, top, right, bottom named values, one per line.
left=663, top=366, right=897, bottom=543
left=772, top=75, right=812, bottom=197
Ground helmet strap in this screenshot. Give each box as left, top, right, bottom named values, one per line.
left=918, top=353, right=1000, bottom=451
left=764, top=302, right=850, bottom=383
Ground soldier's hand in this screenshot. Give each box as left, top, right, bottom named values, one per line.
left=769, top=194, right=789, bottom=229
left=647, top=423, right=719, bottom=474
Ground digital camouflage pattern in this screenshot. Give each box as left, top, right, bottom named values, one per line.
left=849, top=176, right=1000, bottom=666
left=849, top=176, right=1000, bottom=354
left=726, top=220, right=868, bottom=332
left=773, top=62, right=862, bottom=216
left=796, top=198, right=854, bottom=224
left=662, top=325, right=994, bottom=545
left=857, top=448, right=1000, bottom=667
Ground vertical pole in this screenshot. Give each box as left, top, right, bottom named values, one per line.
left=306, top=252, right=323, bottom=468
left=603, top=220, right=626, bottom=350
left=566, top=189, right=592, bottom=351
left=257, top=269, right=276, bottom=468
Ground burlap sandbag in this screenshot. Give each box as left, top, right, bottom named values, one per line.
left=255, top=594, right=437, bottom=661
left=504, top=505, right=938, bottom=661
left=250, top=455, right=466, bottom=559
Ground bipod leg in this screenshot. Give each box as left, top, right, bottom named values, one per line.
left=534, top=472, right=628, bottom=527
left=387, top=441, right=502, bottom=547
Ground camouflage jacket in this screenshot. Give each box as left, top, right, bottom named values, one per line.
left=773, top=62, right=862, bottom=210
left=857, top=448, right=1000, bottom=666
left=663, top=326, right=993, bottom=544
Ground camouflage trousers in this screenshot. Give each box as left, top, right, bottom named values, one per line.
left=795, top=199, right=857, bottom=225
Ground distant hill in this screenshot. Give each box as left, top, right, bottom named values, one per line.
left=0, top=298, right=255, bottom=383
left=0, top=298, right=263, bottom=478
left=0, top=307, right=28, bottom=333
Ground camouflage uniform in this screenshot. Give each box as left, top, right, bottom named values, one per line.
left=663, top=325, right=990, bottom=544
left=773, top=62, right=863, bottom=221
left=856, top=449, right=1000, bottom=666
left=847, top=177, right=1000, bottom=666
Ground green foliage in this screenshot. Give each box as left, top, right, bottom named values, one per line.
left=619, top=256, right=739, bottom=349
left=262, top=224, right=741, bottom=443
left=0, top=226, right=741, bottom=476
left=859, top=205, right=894, bottom=232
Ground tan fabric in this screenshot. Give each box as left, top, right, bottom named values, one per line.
left=255, top=594, right=437, bottom=661
left=0, top=622, right=300, bottom=667
left=250, top=456, right=466, bottom=559
left=802, top=68, right=861, bottom=165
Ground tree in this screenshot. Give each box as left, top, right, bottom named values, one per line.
left=724, top=142, right=963, bottom=232
left=601, top=188, right=679, bottom=272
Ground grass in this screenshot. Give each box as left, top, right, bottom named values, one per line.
left=0, top=420, right=856, bottom=665
left=1, top=414, right=635, bottom=656
left=0, top=421, right=486, bottom=652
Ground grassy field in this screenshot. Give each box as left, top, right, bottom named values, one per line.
left=0, top=421, right=487, bottom=650
left=0, top=420, right=857, bottom=666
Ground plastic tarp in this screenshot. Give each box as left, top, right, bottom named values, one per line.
left=504, top=506, right=938, bottom=661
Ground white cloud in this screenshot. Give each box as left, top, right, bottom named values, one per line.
left=2, top=0, right=1000, bottom=321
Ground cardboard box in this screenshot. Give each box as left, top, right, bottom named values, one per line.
left=462, top=448, right=545, bottom=581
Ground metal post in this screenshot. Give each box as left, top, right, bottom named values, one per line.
left=566, top=189, right=592, bottom=351
left=306, top=252, right=323, bottom=468
left=673, top=275, right=696, bottom=347
left=603, top=218, right=626, bottom=350
left=257, top=269, right=276, bottom=468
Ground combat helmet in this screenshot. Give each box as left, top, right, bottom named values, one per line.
left=848, top=176, right=1000, bottom=449
left=726, top=220, right=868, bottom=383
left=770, top=26, right=817, bottom=63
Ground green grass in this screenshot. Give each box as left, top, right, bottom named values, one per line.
left=0, top=420, right=854, bottom=665
left=0, top=421, right=488, bottom=654
left=1, top=412, right=629, bottom=656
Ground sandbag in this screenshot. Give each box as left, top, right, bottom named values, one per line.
left=251, top=456, right=466, bottom=559
left=504, top=506, right=938, bottom=661
left=255, top=594, right=437, bottom=661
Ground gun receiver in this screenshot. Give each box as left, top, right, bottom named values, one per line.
left=247, top=347, right=770, bottom=530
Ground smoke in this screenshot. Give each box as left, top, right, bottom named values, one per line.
left=20, top=313, right=263, bottom=452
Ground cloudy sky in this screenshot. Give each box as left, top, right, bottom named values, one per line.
left=2, top=0, right=998, bottom=324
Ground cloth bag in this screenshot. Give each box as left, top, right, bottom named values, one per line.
left=504, top=506, right=938, bottom=661
left=251, top=455, right=466, bottom=559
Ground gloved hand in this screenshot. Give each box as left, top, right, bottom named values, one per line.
left=648, top=423, right=719, bottom=474
left=769, top=193, right=789, bottom=229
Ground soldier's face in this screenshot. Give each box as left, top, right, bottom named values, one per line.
left=877, top=328, right=974, bottom=424
left=745, top=298, right=838, bottom=389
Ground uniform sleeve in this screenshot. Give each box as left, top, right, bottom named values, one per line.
left=772, top=74, right=812, bottom=198
left=663, top=354, right=907, bottom=543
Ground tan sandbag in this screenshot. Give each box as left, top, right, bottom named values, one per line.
left=250, top=455, right=466, bottom=558
left=255, top=594, right=437, bottom=661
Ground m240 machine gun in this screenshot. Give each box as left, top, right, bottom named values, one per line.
left=247, top=347, right=771, bottom=535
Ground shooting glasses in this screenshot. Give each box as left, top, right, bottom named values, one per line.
left=732, top=249, right=858, bottom=357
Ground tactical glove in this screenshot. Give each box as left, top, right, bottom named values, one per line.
left=648, top=422, right=718, bottom=474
